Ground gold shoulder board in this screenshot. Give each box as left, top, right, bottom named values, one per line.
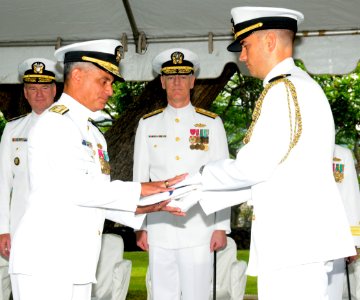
left=8, top=113, right=28, bottom=122
left=195, top=107, right=218, bottom=119
left=49, top=105, right=69, bottom=115
left=142, top=108, right=165, bottom=120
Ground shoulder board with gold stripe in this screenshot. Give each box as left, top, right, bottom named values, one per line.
left=269, top=74, right=291, bottom=83
left=49, top=105, right=69, bottom=115
left=8, top=113, right=28, bottom=122
left=142, top=108, right=165, bottom=120
left=195, top=107, right=218, bottom=119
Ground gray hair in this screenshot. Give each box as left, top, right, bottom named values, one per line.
left=63, top=61, right=97, bottom=83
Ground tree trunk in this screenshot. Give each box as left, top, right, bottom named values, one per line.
left=0, top=84, right=30, bottom=120
left=106, top=62, right=238, bottom=181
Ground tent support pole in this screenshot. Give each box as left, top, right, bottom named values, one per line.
left=122, top=0, right=147, bottom=54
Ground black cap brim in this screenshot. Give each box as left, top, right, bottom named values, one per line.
left=227, top=39, right=242, bottom=52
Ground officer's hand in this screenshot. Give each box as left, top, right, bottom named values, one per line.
left=210, top=230, right=227, bottom=252
left=136, top=199, right=185, bottom=217
left=140, top=173, right=188, bottom=197
left=0, top=233, right=11, bottom=259
left=346, top=248, right=359, bottom=264
left=136, top=230, right=149, bottom=251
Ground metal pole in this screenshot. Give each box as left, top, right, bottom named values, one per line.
left=346, top=260, right=352, bottom=300
left=213, top=251, right=217, bottom=300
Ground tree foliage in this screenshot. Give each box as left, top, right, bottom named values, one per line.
left=0, top=112, right=6, bottom=137
left=210, top=72, right=262, bottom=158
left=313, top=67, right=360, bottom=172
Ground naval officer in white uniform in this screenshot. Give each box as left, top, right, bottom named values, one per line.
left=8, top=40, right=186, bottom=300
left=0, top=57, right=60, bottom=300
left=189, top=6, right=356, bottom=300
left=328, top=145, right=360, bottom=300
left=133, top=48, right=231, bottom=300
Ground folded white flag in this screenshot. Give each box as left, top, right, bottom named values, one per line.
left=138, top=184, right=201, bottom=207
left=167, top=188, right=203, bottom=212
left=173, top=172, right=202, bottom=188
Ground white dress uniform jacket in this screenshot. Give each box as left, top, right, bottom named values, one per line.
left=133, top=103, right=230, bottom=249
left=0, top=112, right=40, bottom=236
left=9, top=93, right=144, bottom=284
left=0, top=112, right=40, bottom=300
left=200, top=58, right=355, bottom=275
left=333, top=145, right=360, bottom=245
left=328, top=145, right=360, bottom=300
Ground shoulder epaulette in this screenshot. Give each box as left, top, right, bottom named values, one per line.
left=49, top=105, right=69, bottom=115
left=269, top=74, right=291, bottom=83
left=195, top=107, right=218, bottom=119
left=8, top=113, right=28, bottom=122
left=142, top=108, right=165, bottom=120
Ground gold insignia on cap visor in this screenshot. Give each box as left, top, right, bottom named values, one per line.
left=161, top=66, right=194, bottom=75
left=234, top=22, right=263, bottom=39
left=81, top=56, right=121, bottom=77
left=23, top=74, right=56, bottom=83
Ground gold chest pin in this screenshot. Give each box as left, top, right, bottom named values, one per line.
left=14, top=157, right=20, bottom=166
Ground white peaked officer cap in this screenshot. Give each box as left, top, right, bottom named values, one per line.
left=152, top=48, right=200, bottom=75
left=54, top=39, right=125, bottom=82
left=228, top=6, right=304, bottom=52
left=18, top=57, right=63, bottom=83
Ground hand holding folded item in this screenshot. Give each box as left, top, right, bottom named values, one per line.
left=167, top=188, right=203, bottom=212
left=138, top=184, right=201, bottom=207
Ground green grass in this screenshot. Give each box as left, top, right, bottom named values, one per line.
left=237, top=250, right=258, bottom=295
left=124, top=250, right=257, bottom=300
left=123, top=252, right=150, bottom=299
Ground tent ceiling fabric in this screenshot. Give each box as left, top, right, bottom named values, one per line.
left=0, top=0, right=360, bottom=83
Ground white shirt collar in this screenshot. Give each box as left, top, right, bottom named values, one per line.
left=166, top=102, right=193, bottom=117
left=263, top=57, right=295, bottom=86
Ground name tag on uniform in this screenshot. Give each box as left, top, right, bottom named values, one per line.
left=148, top=135, right=167, bottom=138
left=12, top=138, right=27, bottom=142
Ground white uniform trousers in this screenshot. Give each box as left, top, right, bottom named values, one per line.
left=149, top=244, right=212, bottom=300
left=11, top=274, right=91, bottom=300
left=328, top=258, right=346, bottom=300
left=343, top=259, right=360, bottom=300
left=0, top=256, right=11, bottom=300
left=257, top=261, right=330, bottom=300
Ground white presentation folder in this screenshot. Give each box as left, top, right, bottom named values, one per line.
left=139, top=184, right=202, bottom=208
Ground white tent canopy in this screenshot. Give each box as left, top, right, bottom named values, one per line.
left=0, top=0, right=360, bottom=83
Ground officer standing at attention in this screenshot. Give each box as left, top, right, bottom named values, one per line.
left=0, top=57, right=60, bottom=300
left=8, top=40, right=186, bottom=300
left=188, top=7, right=355, bottom=300
left=133, top=48, right=231, bottom=300
left=328, top=144, right=360, bottom=300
